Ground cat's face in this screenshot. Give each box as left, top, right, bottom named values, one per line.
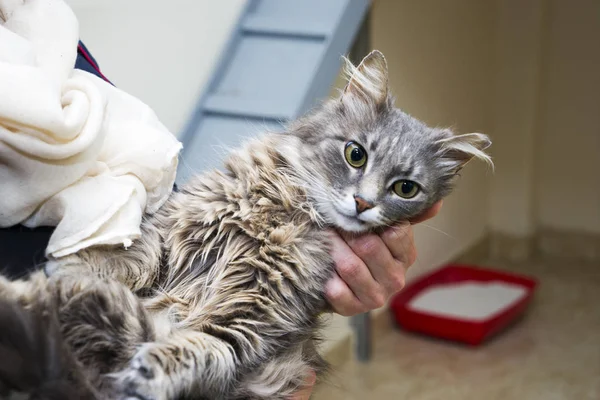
left=282, top=50, right=491, bottom=233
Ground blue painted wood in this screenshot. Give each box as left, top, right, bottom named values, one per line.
left=242, top=0, right=347, bottom=37
left=177, top=0, right=369, bottom=184
left=177, top=1, right=255, bottom=164
left=242, top=17, right=327, bottom=39
left=297, top=0, right=371, bottom=116
left=209, top=35, right=324, bottom=117
left=204, top=96, right=293, bottom=121
left=180, top=115, right=283, bottom=174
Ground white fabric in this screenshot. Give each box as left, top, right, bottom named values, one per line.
left=0, top=0, right=182, bottom=258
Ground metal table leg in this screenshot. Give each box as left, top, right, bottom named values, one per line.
left=351, top=312, right=371, bottom=362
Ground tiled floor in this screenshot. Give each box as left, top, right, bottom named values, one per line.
left=313, top=257, right=600, bottom=400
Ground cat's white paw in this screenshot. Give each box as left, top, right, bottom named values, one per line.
left=112, top=346, right=170, bottom=400
left=43, top=260, right=61, bottom=276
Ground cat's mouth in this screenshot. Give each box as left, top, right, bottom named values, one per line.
left=330, top=207, right=372, bottom=233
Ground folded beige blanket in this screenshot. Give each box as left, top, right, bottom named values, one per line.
left=0, top=0, right=182, bottom=258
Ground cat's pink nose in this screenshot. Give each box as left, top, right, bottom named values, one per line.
left=354, top=195, right=374, bottom=214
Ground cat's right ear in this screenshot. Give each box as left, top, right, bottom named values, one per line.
left=341, top=50, right=389, bottom=109
left=437, top=132, right=493, bottom=171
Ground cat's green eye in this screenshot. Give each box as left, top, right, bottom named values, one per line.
left=393, top=180, right=420, bottom=199
left=344, top=141, right=367, bottom=168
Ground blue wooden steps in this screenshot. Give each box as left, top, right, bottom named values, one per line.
left=177, top=0, right=370, bottom=183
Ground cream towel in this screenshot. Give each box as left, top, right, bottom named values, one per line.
left=0, top=0, right=182, bottom=258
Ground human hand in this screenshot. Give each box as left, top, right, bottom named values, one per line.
left=288, top=370, right=317, bottom=400
left=325, top=200, right=443, bottom=316
left=288, top=201, right=443, bottom=399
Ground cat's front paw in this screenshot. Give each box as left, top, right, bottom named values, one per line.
left=43, top=256, right=83, bottom=277
left=112, top=345, right=171, bottom=400
left=43, top=260, right=61, bottom=277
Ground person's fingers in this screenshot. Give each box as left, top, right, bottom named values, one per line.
left=288, top=369, right=317, bottom=400
left=329, top=231, right=386, bottom=310
left=341, top=231, right=401, bottom=297
left=325, top=198, right=443, bottom=317
left=380, top=222, right=417, bottom=267
left=409, top=200, right=443, bottom=224
left=325, top=271, right=370, bottom=316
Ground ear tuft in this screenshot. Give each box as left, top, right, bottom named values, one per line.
left=342, top=50, right=389, bottom=107
left=437, top=132, right=493, bottom=171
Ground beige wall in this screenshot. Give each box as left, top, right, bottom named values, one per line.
left=489, top=0, right=545, bottom=237
left=535, top=0, right=600, bottom=234
left=66, top=0, right=248, bottom=136
left=488, top=0, right=600, bottom=236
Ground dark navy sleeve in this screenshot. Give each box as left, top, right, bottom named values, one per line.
left=0, top=41, right=112, bottom=278
left=75, top=41, right=113, bottom=84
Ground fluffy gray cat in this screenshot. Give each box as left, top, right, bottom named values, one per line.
left=0, top=50, right=491, bottom=400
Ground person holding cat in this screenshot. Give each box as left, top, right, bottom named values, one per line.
left=0, top=41, right=442, bottom=398
left=294, top=203, right=442, bottom=399
left=0, top=28, right=442, bottom=400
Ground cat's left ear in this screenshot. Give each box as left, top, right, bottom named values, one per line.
left=438, top=132, right=493, bottom=171
left=342, top=50, right=389, bottom=108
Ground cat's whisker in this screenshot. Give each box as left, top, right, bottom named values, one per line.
left=176, top=154, right=196, bottom=176
left=418, top=223, right=456, bottom=240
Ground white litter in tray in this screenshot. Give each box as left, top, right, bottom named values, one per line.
left=407, top=281, right=528, bottom=321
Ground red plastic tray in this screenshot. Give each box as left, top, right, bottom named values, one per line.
left=390, top=264, right=538, bottom=345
